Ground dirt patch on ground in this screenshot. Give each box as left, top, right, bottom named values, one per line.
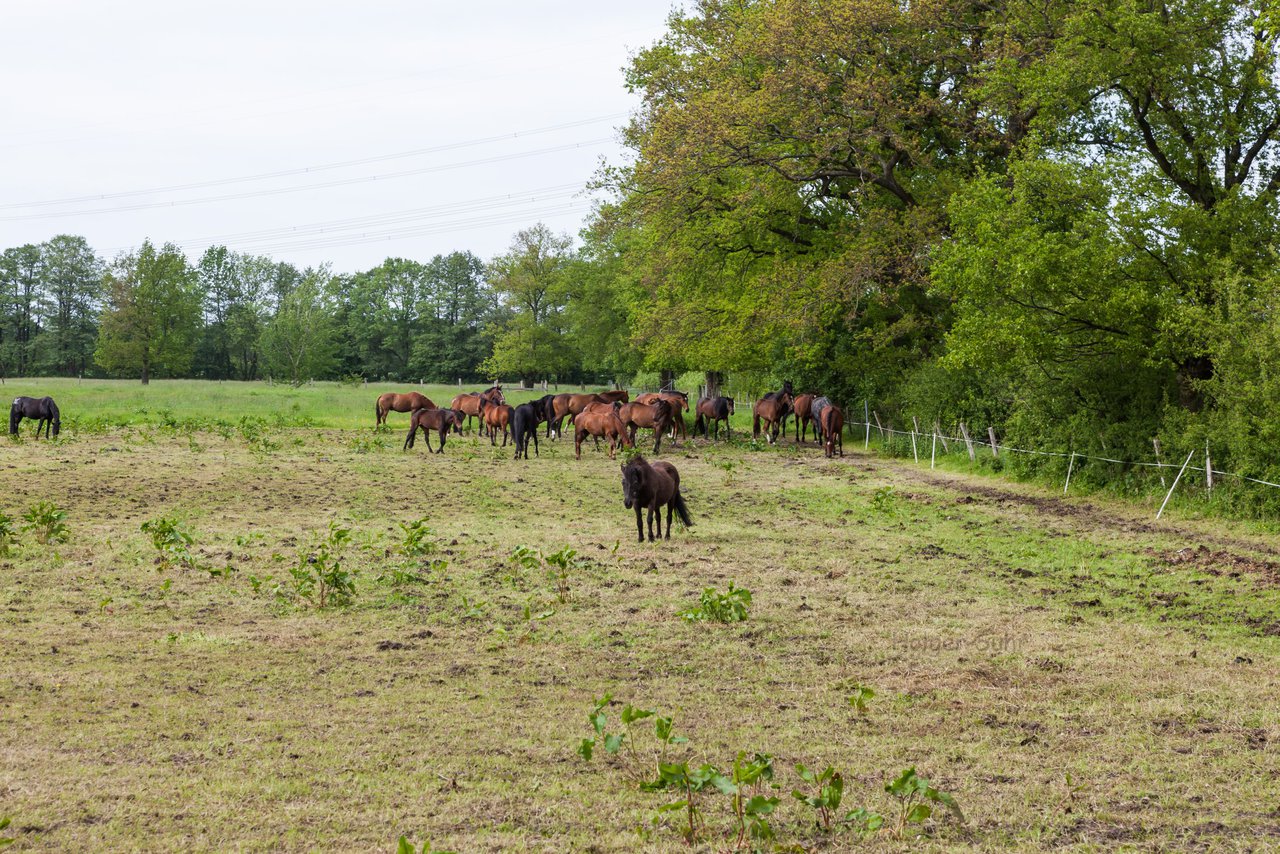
left=1153, top=545, right=1280, bottom=586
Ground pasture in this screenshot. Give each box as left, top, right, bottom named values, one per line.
left=1, top=380, right=1278, bottom=851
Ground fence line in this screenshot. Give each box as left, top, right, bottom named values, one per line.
left=850, top=418, right=1280, bottom=515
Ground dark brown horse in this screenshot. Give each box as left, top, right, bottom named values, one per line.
left=403, top=408, right=464, bottom=453
left=450, top=386, right=505, bottom=433
left=10, top=396, right=60, bottom=439
left=792, top=393, right=816, bottom=442
left=617, top=399, right=674, bottom=454
left=752, top=390, right=792, bottom=444
left=821, top=404, right=844, bottom=458
left=621, top=455, right=693, bottom=542
left=574, top=406, right=633, bottom=460
left=693, top=396, right=735, bottom=440
left=376, top=391, right=435, bottom=427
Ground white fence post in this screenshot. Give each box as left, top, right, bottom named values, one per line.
left=1156, top=450, right=1198, bottom=520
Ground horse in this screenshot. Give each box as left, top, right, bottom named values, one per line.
left=10, top=396, right=60, bottom=439
left=574, top=406, right=633, bottom=460
left=403, top=408, right=464, bottom=453
left=752, top=389, right=793, bottom=444
left=450, top=385, right=505, bottom=433
left=511, top=402, right=543, bottom=460
left=375, top=391, right=435, bottom=428
left=621, top=455, right=693, bottom=543
left=479, top=398, right=513, bottom=447
left=792, top=393, right=816, bottom=443
left=552, top=389, right=630, bottom=436
left=635, top=391, right=689, bottom=440
left=693, top=396, right=735, bottom=440
left=530, top=394, right=558, bottom=437
left=810, top=396, right=832, bottom=444
left=617, top=399, right=674, bottom=454
left=820, top=404, right=844, bottom=458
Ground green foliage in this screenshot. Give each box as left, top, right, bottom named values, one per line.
left=869, top=487, right=897, bottom=515
left=0, top=816, right=13, bottom=849
left=22, top=501, right=68, bottom=544
left=289, top=522, right=355, bottom=608
left=680, top=582, right=752, bottom=624
left=396, top=836, right=453, bottom=854
left=140, top=516, right=197, bottom=571
left=847, top=684, right=876, bottom=717
left=885, top=767, right=964, bottom=838
left=792, top=764, right=843, bottom=832
left=0, top=513, right=15, bottom=557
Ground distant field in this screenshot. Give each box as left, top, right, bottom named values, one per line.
left=1, top=381, right=1278, bottom=851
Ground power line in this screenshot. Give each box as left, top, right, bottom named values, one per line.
left=0, top=137, right=615, bottom=222
left=1, top=116, right=624, bottom=211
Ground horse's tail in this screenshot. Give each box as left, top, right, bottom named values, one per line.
left=672, top=491, right=693, bottom=528
left=375, top=400, right=382, bottom=428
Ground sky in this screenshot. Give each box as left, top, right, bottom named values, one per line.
left=0, top=1, right=680, bottom=273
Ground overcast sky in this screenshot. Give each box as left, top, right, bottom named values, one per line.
left=0, top=2, right=679, bottom=272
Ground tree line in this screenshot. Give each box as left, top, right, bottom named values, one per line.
left=7, top=0, right=1280, bottom=489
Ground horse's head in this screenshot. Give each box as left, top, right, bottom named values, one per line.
left=727, top=398, right=736, bottom=415
left=621, top=460, right=644, bottom=508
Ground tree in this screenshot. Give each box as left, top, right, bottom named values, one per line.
left=39, top=235, right=101, bottom=376
left=484, top=224, right=577, bottom=383
left=95, top=241, right=201, bottom=384
left=260, top=267, right=337, bottom=385
left=0, top=244, right=46, bottom=377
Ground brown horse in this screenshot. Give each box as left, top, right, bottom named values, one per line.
left=753, top=390, right=792, bottom=444
left=635, top=392, right=689, bottom=440
left=549, top=389, right=629, bottom=437
left=450, top=385, right=505, bottom=433
left=621, top=455, right=693, bottom=542
left=574, top=406, right=633, bottom=460
left=792, top=393, right=816, bottom=442
left=403, top=408, right=464, bottom=453
left=478, top=398, right=514, bottom=447
left=617, top=399, right=674, bottom=454
left=693, top=396, right=735, bottom=440
left=376, top=391, right=435, bottom=427
left=820, top=404, right=844, bottom=458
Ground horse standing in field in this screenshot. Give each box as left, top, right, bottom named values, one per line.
left=574, top=406, right=633, bottom=460
left=693, top=396, right=735, bottom=440
left=450, top=386, right=505, bottom=434
left=375, top=392, right=435, bottom=428
left=820, top=404, right=844, bottom=458
left=403, top=408, right=464, bottom=453
left=792, top=393, right=816, bottom=443
left=621, top=455, right=693, bottom=543
left=635, top=391, right=689, bottom=440
left=511, top=402, right=543, bottom=460
left=10, top=396, right=60, bottom=439
left=551, top=389, right=630, bottom=437
left=810, top=396, right=832, bottom=444
left=617, top=399, right=674, bottom=454
left=479, top=398, right=514, bottom=447
left=752, top=388, right=793, bottom=444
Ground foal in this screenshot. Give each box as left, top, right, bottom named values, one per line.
left=511, top=402, right=543, bottom=460
left=403, top=408, right=463, bottom=453
left=621, top=455, right=693, bottom=543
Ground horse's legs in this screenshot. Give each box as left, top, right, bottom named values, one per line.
left=424, top=427, right=435, bottom=453
left=531, top=429, right=539, bottom=458
left=646, top=506, right=657, bottom=541
left=403, top=424, right=416, bottom=451
left=665, top=502, right=674, bottom=539
left=634, top=505, right=644, bottom=542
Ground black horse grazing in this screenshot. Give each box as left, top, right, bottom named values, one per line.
left=403, top=408, right=463, bottom=453
left=621, top=455, right=693, bottom=543
left=10, top=396, right=60, bottom=439
left=511, top=402, right=543, bottom=460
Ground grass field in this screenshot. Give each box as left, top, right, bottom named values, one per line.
left=1, top=380, right=1278, bottom=851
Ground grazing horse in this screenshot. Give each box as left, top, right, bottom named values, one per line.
left=810, top=396, right=832, bottom=444
left=574, top=406, right=633, bottom=460
left=621, top=455, right=693, bottom=543
left=792, top=394, right=816, bottom=443
left=752, top=390, right=793, bottom=444
left=403, top=408, right=464, bottom=453
left=450, top=386, right=505, bottom=433
left=617, top=399, right=674, bottom=454
left=820, top=404, right=844, bottom=458
left=635, top=392, right=689, bottom=440
left=376, top=391, right=435, bottom=428
left=693, top=396, right=735, bottom=440
left=479, top=398, right=514, bottom=447
left=10, top=396, right=59, bottom=439
left=511, top=402, right=543, bottom=460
